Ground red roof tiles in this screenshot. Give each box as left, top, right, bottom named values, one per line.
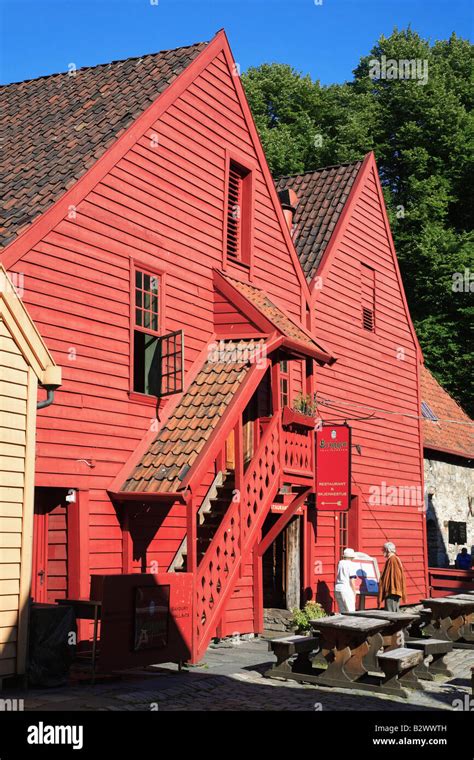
left=0, top=42, right=207, bottom=249
left=275, top=161, right=363, bottom=281
left=221, top=273, right=327, bottom=354
left=122, top=341, right=262, bottom=494
left=420, top=364, right=474, bottom=459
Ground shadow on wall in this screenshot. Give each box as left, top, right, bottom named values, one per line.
left=426, top=498, right=450, bottom=568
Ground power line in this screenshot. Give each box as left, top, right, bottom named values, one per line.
left=316, top=395, right=474, bottom=427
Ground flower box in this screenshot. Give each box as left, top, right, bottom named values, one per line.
left=282, top=406, right=315, bottom=429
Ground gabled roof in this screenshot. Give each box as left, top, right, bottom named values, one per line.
left=0, top=265, right=61, bottom=385
left=275, top=160, right=363, bottom=281
left=122, top=341, right=263, bottom=494
left=216, top=271, right=334, bottom=363
left=0, top=42, right=207, bottom=249
left=420, top=364, right=473, bottom=459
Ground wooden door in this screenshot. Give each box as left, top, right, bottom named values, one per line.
left=32, top=488, right=69, bottom=604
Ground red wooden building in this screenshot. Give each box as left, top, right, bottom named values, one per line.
left=1, top=30, right=427, bottom=664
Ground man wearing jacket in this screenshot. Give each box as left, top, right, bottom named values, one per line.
left=378, top=542, right=407, bottom=612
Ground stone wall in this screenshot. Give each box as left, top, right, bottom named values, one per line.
left=424, top=452, right=474, bottom=567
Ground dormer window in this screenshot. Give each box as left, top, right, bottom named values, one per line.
left=226, top=159, right=252, bottom=266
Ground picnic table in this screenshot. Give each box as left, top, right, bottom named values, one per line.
left=309, top=614, right=390, bottom=687
left=421, top=597, right=474, bottom=643
left=343, top=609, right=419, bottom=668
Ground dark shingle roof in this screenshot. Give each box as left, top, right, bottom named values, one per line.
left=122, top=341, right=262, bottom=494
left=0, top=42, right=207, bottom=249
left=275, top=160, right=363, bottom=281
left=420, top=365, right=473, bottom=459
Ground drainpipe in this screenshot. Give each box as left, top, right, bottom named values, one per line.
left=36, top=365, right=62, bottom=410
left=37, top=388, right=56, bottom=410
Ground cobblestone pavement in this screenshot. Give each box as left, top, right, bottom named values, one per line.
left=4, top=637, right=474, bottom=712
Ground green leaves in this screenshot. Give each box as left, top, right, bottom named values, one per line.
left=242, top=29, right=473, bottom=415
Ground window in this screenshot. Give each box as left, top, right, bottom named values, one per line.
left=361, top=263, right=375, bottom=332
left=133, top=269, right=184, bottom=397
left=421, top=401, right=438, bottom=421
left=339, top=511, right=349, bottom=558
left=280, top=359, right=289, bottom=407
left=226, top=160, right=251, bottom=264
left=448, top=521, right=467, bottom=545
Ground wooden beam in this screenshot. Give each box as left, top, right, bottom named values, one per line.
left=257, top=489, right=310, bottom=558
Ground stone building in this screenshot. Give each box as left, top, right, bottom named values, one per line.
left=421, top=365, right=474, bottom=568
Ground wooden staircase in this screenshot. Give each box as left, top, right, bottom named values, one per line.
left=173, top=472, right=236, bottom=573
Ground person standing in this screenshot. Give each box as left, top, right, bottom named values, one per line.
left=455, top=547, right=472, bottom=570
left=378, top=542, right=406, bottom=612
left=334, top=547, right=358, bottom=613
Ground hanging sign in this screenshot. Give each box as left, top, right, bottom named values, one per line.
left=315, top=424, right=351, bottom=511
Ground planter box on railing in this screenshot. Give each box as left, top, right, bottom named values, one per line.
left=282, top=406, right=315, bottom=429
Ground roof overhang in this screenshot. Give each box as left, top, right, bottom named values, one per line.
left=213, top=269, right=334, bottom=365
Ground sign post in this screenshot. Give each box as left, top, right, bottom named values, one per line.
left=315, top=424, right=351, bottom=511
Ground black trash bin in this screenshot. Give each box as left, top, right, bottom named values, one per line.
left=27, top=603, right=77, bottom=687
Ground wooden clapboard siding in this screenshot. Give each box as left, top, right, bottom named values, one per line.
left=6, top=42, right=307, bottom=604
left=313, top=161, right=426, bottom=603
left=220, top=556, right=255, bottom=636
left=0, top=320, right=28, bottom=677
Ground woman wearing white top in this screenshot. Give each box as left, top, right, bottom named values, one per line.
left=334, top=547, right=358, bottom=613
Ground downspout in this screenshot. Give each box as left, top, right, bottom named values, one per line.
left=36, top=366, right=62, bottom=410
left=37, top=387, right=56, bottom=410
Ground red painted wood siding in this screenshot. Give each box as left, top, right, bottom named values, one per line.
left=46, top=504, right=68, bottom=604
left=313, top=164, right=426, bottom=604
left=8, top=48, right=306, bottom=596
left=213, top=290, right=260, bottom=336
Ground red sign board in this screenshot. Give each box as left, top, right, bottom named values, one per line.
left=315, top=424, right=351, bottom=511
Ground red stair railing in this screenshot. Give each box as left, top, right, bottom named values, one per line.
left=194, top=412, right=281, bottom=661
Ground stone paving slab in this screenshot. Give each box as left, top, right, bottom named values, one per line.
left=2, top=637, right=473, bottom=712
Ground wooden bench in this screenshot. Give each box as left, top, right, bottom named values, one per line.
left=266, top=635, right=319, bottom=680
left=406, top=638, right=453, bottom=680
left=377, top=647, right=424, bottom=695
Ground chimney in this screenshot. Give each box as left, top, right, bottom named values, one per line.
left=277, top=187, right=298, bottom=235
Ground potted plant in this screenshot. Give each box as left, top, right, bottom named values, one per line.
left=282, top=392, right=318, bottom=428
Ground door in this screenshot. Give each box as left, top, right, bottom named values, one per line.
left=32, top=488, right=69, bottom=604
left=262, top=513, right=302, bottom=610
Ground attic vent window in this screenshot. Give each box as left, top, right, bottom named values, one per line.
left=226, top=160, right=252, bottom=265
left=421, top=401, right=438, bottom=421
left=362, top=307, right=374, bottom=332
left=361, top=263, right=375, bottom=332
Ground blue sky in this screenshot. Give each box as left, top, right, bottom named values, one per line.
left=0, top=0, right=472, bottom=85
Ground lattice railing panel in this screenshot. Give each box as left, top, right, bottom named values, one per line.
left=282, top=427, right=313, bottom=476
left=194, top=414, right=280, bottom=659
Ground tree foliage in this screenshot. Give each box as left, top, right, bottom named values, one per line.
left=242, top=29, right=473, bottom=415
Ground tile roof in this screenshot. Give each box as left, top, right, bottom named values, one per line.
left=122, top=341, right=262, bottom=494
left=275, top=160, right=363, bottom=281
left=420, top=364, right=474, bottom=459
left=0, top=42, right=207, bottom=249
left=221, top=273, right=318, bottom=350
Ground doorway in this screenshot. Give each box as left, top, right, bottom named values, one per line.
left=262, top=513, right=302, bottom=610
left=32, top=487, right=69, bottom=604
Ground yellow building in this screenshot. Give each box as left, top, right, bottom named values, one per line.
left=0, top=266, right=61, bottom=683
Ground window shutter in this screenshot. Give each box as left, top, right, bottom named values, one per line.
left=361, top=264, right=375, bottom=332
left=227, top=163, right=242, bottom=260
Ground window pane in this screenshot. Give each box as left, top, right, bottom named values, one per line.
left=133, top=330, right=161, bottom=395
left=135, top=309, right=142, bottom=327
left=135, top=271, right=142, bottom=288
